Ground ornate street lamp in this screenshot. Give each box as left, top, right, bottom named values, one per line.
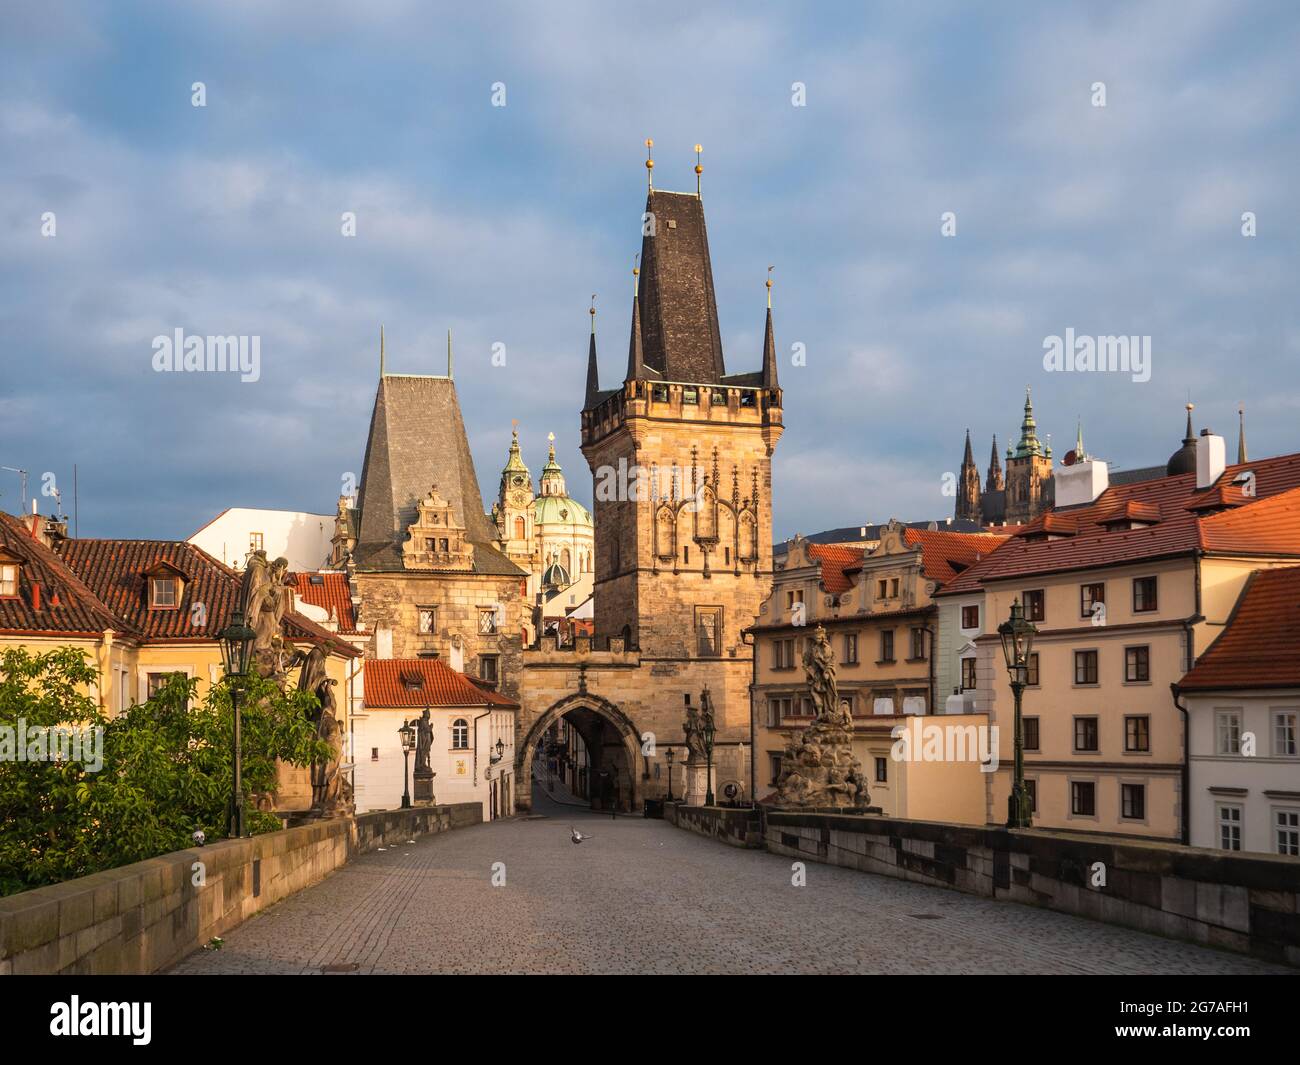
left=217, top=609, right=256, bottom=840
left=701, top=691, right=717, bottom=807
left=665, top=746, right=675, bottom=802
left=998, top=598, right=1037, bottom=829
left=491, top=737, right=505, bottom=764
left=399, top=719, right=415, bottom=809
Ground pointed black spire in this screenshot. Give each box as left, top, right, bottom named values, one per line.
left=761, top=306, right=778, bottom=390
left=962, top=428, right=975, bottom=466
left=585, top=299, right=600, bottom=408
left=625, top=266, right=646, bottom=382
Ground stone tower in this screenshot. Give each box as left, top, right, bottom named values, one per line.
left=1004, top=387, right=1053, bottom=525
left=580, top=187, right=784, bottom=657
left=954, top=429, right=981, bottom=523
left=492, top=427, right=535, bottom=574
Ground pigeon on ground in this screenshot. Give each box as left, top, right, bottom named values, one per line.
left=570, top=827, right=593, bottom=844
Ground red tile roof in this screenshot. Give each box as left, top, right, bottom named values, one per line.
left=904, top=528, right=1009, bottom=585
left=364, top=657, right=518, bottom=709
left=290, top=572, right=357, bottom=633
left=0, top=513, right=123, bottom=637
left=54, top=537, right=358, bottom=655
left=940, top=453, right=1300, bottom=592
left=806, top=543, right=862, bottom=595
left=1178, top=566, right=1300, bottom=691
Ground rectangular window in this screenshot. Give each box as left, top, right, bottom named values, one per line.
left=909, top=628, right=926, bottom=660
left=773, top=639, right=795, bottom=670
left=1124, top=715, right=1150, bottom=753
left=1274, top=710, right=1299, bottom=756
left=1124, top=645, right=1150, bottom=683
left=479, top=607, right=499, bottom=635
left=1071, top=781, right=1096, bottom=816
left=786, top=589, right=803, bottom=611
left=1276, top=809, right=1300, bottom=857
left=0, top=563, right=17, bottom=597
left=1022, top=589, right=1045, bottom=622
left=889, top=578, right=899, bottom=598
left=1080, top=582, right=1105, bottom=619
left=765, top=699, right=781, bottom=728
left=1133, top=576, right=1158, bottom=613
left=1216, top=710, right=1242, bottom=755
left=1218, top=804, right=1242, bottom=851
left=1073, top=717, right=1099, bottom=752
left=1121, top=783, right=1146, bottom=820
left=877, top=579, right=888, bottom=599
left=1074, top=649, right=1098, bottom=685
left=695, top=607, right=722, bottom=657
left=961, top=604, right=979, bottom=629
left=843, top=633, right=858, bottom=665
left=150, top=577, right=178, bottom=607
left=960, top=658, right=977, bottom=691
left=249, top=532, right=264, bottom=552
left=1025, top=652, right=1039, bottom=687
left=768, top=753, right=782, bottom=786
left=879, top=630, right=895, bottom=662
left=874, top=757, right=888, bottom=783
left=371, top=747, right=379, bottom=761
left=1023, top=716, right=1040, bottom=751
left=418, top=606, right=437, bottom=634
left=146, top=672, right=175, bottom=698
left=479, top=654, right=499, bottom=685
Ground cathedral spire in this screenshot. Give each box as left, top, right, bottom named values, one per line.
left=1075, top=418, right=1084, bottom=460
left=1238, top=403, right=1248, bottom=464
left=761, top=268, right=778, bottom=391
left=963, top=428, right=974, bottom=466
left=986, top=435, right=1004, bottom=492
left=1013, top=385, right=1043, bottom=458
left=955, top=428, right=981, bottom=523
left=625, top=258, right=646, bottom=382
left=585, top=296, right=601, bottom=408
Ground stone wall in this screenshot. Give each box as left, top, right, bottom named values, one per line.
left=0, top=804, right=482, bottom=975
left=670, top=806, right=1300, bottom=966
left=665, top=801, right=762, bottom=848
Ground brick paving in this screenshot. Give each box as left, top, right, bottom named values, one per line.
left=172, top=786, right=1292, bottom=975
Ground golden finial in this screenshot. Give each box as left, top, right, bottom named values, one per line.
left=766, top=265, right=774, bottom=309
left=633, top=253, right=640, bottom=297
left=645, top=138, right=654, bottom=189
left=694, top=143, right=703, bottom=197
left=590, top=294, right=596, bottom=334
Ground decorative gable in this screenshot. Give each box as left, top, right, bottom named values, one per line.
left=402, top=486, right=475, bottom=571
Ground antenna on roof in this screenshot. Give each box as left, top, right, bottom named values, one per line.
left=447, top=329, right=453, bottom=379
left=379, top=324, right=386, bottom=377
left=645, top=138, right=654, bottom=190
left=1, top=466, right=28, bottom=510
left=694, top=143, right=703, bottom=198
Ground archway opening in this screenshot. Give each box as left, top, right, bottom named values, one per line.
left=516, top=695, right=641, bottom=814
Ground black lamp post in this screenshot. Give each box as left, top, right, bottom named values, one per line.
left=217, top=609, right=256, bottom=840
left=492, top=737, right=505, bottom=764
left=998, top=598, right=1037, bottom=829
left=399, top=719, right=415, bottom=809
left=701, top=693, right=717, bottom=807
left=665, top=746, right=675, bottom=802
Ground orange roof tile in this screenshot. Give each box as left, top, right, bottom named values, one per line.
left=0, top=513, right=123, bottom=638
left=1178, top=566, right=1300, bottom=690
left=364, top=658, right=518, bottom=709
left=806, top=543, right=862, bottom=595
left=903, top=528, right=1010, bottom=585
left=290, top=572, right=357, bottom=633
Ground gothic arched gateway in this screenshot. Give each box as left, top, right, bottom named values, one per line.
left=515, top=692, right=642, bottom=813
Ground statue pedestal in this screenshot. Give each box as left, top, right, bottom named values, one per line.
left=413, top=773, right=435, bottom=804
left=684, top=762, right=711, bottom=806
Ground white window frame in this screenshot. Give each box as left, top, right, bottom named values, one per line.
left=1217, top=803, right=1242, bottom=851
left=1215, top=709, right=1242, bottom=755
left=1272, top=709, right=1299, bottom=757
left=1274, top=807, right=1300, bottom=857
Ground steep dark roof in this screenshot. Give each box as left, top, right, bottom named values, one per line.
left=352, top=374, right=523, bottom=576
left=773, top=518, right=988, bottom=558
left=0, top=513, right=123, bottom=637
left=635, top=190, right=725, bottom=384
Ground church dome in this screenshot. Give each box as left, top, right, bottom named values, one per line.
left=541, top=561, right=570, bottom=589
left=1166, top=404, right=1198, bottom=476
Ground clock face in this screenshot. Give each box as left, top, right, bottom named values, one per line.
left=512, top=475, right=525, bottom=487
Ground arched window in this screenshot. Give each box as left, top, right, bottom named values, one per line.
left=452, top=718, right=469, bottom=749
left=561, top=547, right=571, bottom=571
left=514, top=516, right=525, bottom=539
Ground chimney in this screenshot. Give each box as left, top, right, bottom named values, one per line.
left=1055, top=455, right=1109, bottom=508
left=31, top=583, right=41, bottom=611
left=1196, top=428, right=1226, bottom=489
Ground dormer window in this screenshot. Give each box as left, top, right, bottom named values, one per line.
left=144, top=560, right=186, bottom=609
left=0, top=560, right=19, bottom=597
left=150, top=576, right=178, bottom=608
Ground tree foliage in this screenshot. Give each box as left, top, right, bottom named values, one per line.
left=0, top=646, right=330, bottom=896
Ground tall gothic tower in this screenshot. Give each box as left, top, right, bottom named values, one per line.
left=580, top=183, right=783, bottom=657
left=1004, top=387, right=1053, bottom=525
left=954, top=429, right=981, bottom=522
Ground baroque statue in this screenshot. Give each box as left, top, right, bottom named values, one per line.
left=772, top=624, right=872, bottom=810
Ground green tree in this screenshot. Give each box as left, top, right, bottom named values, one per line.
left=0, top=646, right=331, bottom=896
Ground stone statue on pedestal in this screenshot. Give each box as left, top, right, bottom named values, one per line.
left=773, top=625, right=871, bottom=810
left=413, top=709, right=436, bottom=803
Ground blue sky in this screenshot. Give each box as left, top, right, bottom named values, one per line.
left=2, top=0, right=1297, bottom=542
